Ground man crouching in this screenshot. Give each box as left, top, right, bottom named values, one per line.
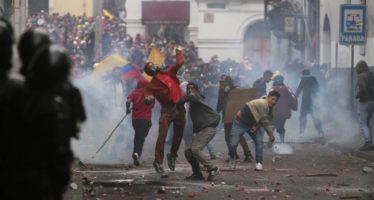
left=176, top=82, right=220, bottom=181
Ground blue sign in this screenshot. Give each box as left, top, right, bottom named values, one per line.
left=339, top=4, right=366, bottom=45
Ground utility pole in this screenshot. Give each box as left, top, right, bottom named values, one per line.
left=94, top=0, right=103, bottom=60
left=11, top=0, right=27, bottom=37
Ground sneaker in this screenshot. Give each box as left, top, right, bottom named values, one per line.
left=229, top=158, right=236, bottom=169
left=186, top=173, right=204, bottom=180
left=153, top=161, right=164, bottom=173
left=243, top=153, right=253, bottom=163
left=166, top=153, right=176, bottom=171
left=132, top=153, right=140, bottom=166
left=255, top=162, right=263, bottom=171
left=225, top=153, right=239, bottom=163
left=207, top=166, right=219, bottom=181
left=359, top=142, right=374, bottom=151
left=210, top=154, right=216, bottom=160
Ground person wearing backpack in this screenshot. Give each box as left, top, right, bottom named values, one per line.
left=355, top=60, right=374, bottom=151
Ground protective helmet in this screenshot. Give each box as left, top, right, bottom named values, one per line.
left=28, top=45, right=71, bottom=90
left=18, top=29, right=51, bottom=76
left=273, top=75, right=284, bottom=84
left=0, top=17, right=14, bottom=74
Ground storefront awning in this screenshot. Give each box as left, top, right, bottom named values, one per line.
left=142, top=1, right=190, bottom=25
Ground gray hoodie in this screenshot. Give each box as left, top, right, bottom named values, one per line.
left=176, top=92, right=220, bottom=133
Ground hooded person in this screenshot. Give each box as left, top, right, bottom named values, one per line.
left=269, top=75, right=298, bottom=142
left=355, top=60, right=374, bottom=150
left=176, top=82, right=220, bottom=181
left=143, top=46, right=186, bottom=174
left=126, top=77, right=155, bottom=166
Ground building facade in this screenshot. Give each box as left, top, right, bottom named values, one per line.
left=126, top=0, right=269, bottom=63
left=320, top=0, right=373, bottom=68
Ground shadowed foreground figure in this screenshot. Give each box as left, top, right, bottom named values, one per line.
left=28, top=44, right=86, bottom=200
left=1, top=43, right=85, bottom=200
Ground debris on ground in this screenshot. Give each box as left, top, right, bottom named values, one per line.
left=339, top=195, right=361, bottom=199
left=158, top=186, right=166, bottom=194
left=304, top=173, right=338, bottom=177
left=188, top=191, right=197, bottom=198
left=69, top=182, right=78, bottom=190
left=362, top=166, right=373, bottom=173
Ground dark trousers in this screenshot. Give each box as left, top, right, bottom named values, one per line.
left=132, top=119, right=152, bottom=156
left=155, top=106, right=186, bottom=164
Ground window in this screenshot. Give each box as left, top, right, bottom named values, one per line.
left=207, top=3, right=226, bottom=9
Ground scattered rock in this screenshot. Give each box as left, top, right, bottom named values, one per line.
left=158, top=186, right=166, bottom=194
left=362, top=166, right=373, bottom=173
left=69, top=182, right=78, bottom=190
left=188, top=192, right=197, bottom=198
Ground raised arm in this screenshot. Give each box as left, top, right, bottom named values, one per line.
left=167, top=50, right=185, bottom=75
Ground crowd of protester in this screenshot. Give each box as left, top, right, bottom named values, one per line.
left=26, top=11, right=333, bottom=99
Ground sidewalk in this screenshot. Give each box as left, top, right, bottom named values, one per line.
left=318, top=135, right=374, bottom=162
left=326, top=141, right=374, bottom=162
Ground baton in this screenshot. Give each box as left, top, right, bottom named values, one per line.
left=91, top=112, right=130, bottom=159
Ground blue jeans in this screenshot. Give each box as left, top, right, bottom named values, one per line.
left=229, top=118, right=264, bottom=162
left=358, top=101, right=374, bottom=143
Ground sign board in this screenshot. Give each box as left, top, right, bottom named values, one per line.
left=223, top=88, right=256, bottom=123
left=284, top=16, right=295, bottom=33
left=339, top=4, right=366, bottom=45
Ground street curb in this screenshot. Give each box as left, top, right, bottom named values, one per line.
left=326, top=142, right=374, bottom=162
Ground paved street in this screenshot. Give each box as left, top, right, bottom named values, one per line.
left=68, top=133, right=374, bottom=200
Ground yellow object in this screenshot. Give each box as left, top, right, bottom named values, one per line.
left=147, top=47, right=165, bottom=66
left=142, top=72, right=153, bottom=82
left=93, top=54, right=128, bottom=75
left=103, top=9, right=114, bottom=20
left=271, top=70, right=281, bottom=80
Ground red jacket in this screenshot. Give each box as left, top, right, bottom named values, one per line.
left=128, top=78, right=154, bottom=120
left=270, top=84, right=298, bottom=119
left=144, top=51, right=184, bottom=108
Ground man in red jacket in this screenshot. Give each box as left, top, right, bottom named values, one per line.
left=126, top=77, right=154, bottom=166
left=269, top=75, right=298, bottom=142
left=143, top=47, right=186, bottom=173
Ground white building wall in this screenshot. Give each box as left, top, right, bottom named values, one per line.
left=320, top=0, right=374, bottom=68
left=197, top=0, right=264, bottom=61
left=125, top=0, right=145, bottom=37
left=125, top=0, right=265, bottom=62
